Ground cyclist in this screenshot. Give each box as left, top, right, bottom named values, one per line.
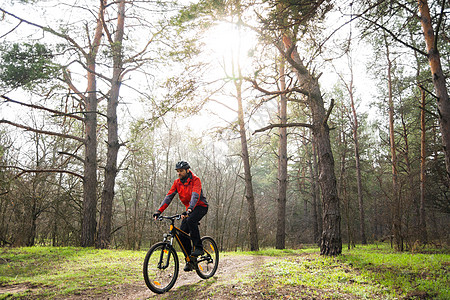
left=153, top=161, right=208, bottom=271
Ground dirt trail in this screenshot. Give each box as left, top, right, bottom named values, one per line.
left=110, top=255, right=275, bottom=300
left=3, top=254, right=275, bottom=300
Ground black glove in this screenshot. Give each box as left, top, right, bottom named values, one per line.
left=153, top=211, right=161, bottom=219
left=181, top=209, right=192, bottom=217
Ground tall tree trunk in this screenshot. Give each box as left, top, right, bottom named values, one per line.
left=276, top=57, right=288, bottom=249
left=304, top=135, right=319, bottom=245
left=80, top=3, right=103, bottom=247
left=312, top=139, right=322, bottom=246
left=27, top=198, right=38, bottom=246
left=309, top=146, right=320, bottom=245
left=281, top=36, right=341, bottom=255
left=419, top=88, right=428, bottom=243
left=400, top=102, right=418, bottom=247
left=97, top=0, right=125, bottom=249
left=338, top=53, right=366, bottom=245
left=412, top=40, right=428, bottom=244
left=337, top=123, right=351, bottom=249
left=232, top=14, right=259, bottom=251
left=235, top=191, right=245, bottom=251
left=236, top=79, right=259, bottom=251
left=314, top=96, right=341, bottom=256
left=385, top=35, right=402, bottom=251
left=418, top=0, right=450, bottom=185
left=349, top=82, right=367, bottom=245
left=52, top=172, right=64, bottom=246
left=81, top=74, right=99, bottom=247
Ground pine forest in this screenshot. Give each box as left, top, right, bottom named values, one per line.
left=0, top=0, right=449, bottom=255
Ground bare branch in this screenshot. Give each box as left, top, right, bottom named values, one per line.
left=208, top=98, right=237, bottom=113
left=1, top=95, right=84, bottom=121
left=58, top=151, right=85, bottom=164
left=434, top=0, right=446, bottom=50
left=0, top=8, right=87, bottom=57
left=417, top=105, right=439, bottom=118
left=62, top=68, right=86, bottom=102
left=244, top=77, right=311, bottom=97
left=0, top=119, right=85, bottom=142
left=287, top=97, right=307, bottom=104
left=124, top=25, right=166, bottom=64
left=0, top=19, right=22, bottom=39
left=360, top=15, right=428, bottom=56
left=253, top=122, right=313, bottom=135
left=0, top=165, right=83, bottom=180
left=99, top=0, right=114, bottom=45
left=418, top=84, right=439, bottom=100
left=72, top=59, right=111, bottom=82
left=324, top=98, right=335, bottom=125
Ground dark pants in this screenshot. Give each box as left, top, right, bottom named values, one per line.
left=179, top=205, right=208, bottom=255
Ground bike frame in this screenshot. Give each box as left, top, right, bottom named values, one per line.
left=159, top=215, right=195, bottom=264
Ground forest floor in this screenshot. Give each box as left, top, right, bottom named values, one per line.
left=1, top=245, right=449, bottom=299
left=5, top=253, right=360, bottom=300
left=88, top=254, right=279, bottom=300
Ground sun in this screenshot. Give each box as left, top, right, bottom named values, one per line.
left=202, top=21, right=256, bottom=72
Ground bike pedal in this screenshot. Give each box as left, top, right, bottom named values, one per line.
left=189, top=255, right=197, bottom=262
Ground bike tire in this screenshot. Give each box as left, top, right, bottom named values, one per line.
left=143, top=242, right=179, bottom=294
left=196, top=236, right=219, bottom=279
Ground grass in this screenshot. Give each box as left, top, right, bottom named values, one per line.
left=0, top=243, right=448, bottom=299
left=339, top=244, right=450, bottom=299
left=0, top=247, right=145, bottom=299
left=238, top=243, right=449, bottom=299
left=232, top=247, right=308, bottom=257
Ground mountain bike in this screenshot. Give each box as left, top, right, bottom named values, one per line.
left=143, top=213, right=219, bottom=294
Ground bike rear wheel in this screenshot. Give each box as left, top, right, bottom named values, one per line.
left=143, top=242, right=179, bottom=294
left=196, top=236, right=219, bottom=279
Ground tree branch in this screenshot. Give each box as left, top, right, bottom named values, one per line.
left=58, top=151, right=85, bottom=164
left=1, top=95, right=84, bottom=121
left=0, top=165, right=83, bottom=180
left=324, top=98, right=335, bottom=125
left=360, top=15, right=428, bottom=57
left=253, top=122, right=313, bottom=135
left=72, top=59, right=111, bottom=82
left=99, top=0, right=114, bottom=45
left=0, top=19, right=22, bottom=39
left=417, top=105, right=439, bottom=118
left=434, top=0, right=446, bottom=50
left=0, top=119, right=85, bottom=142
left=245, top=77, right=311, bottom=97
left=62, top=68, right=86, bottom=102
left=208, top=98, right=237, bottom=113
left=0, top=8, right=87, bottom=57
left=419, top=84, right=439, bottom=100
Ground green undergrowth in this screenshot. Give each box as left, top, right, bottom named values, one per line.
left=0, top=243, right=448, bottom=299
left=0, top=247, right=144, bottom=299
left=339, top=244, right=449, bottom=299
left=236, top=244, right=449, bottom=299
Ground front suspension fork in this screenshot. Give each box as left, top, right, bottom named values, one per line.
left=158, top=236, right=173, bottom=270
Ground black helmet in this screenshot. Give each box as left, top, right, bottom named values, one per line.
left=175, top=161, right=190, bottom=170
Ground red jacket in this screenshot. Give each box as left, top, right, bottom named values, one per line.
left=158, top=171, right=208, bottom=213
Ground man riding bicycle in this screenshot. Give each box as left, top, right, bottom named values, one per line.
left=153, top=161, right=208, bottom=271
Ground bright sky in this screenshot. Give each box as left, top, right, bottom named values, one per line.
left=0, top=1, right=378, bottom=144
left=203, top=21, right=257, bottom=72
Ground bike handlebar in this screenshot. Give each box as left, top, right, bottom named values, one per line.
left=156, top=214, right=183, bottom=221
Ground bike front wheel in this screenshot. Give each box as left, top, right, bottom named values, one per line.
left=143, top=242, right=179, bottom=294
left=196, top=236, right=219, bottom=279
